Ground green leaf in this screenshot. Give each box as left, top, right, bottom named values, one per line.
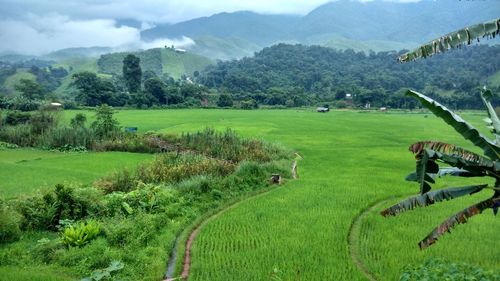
left=107, top=261, right=125, bottom=272
left=381, top=184, right=487, bottom=217
left=480, top=89, right=500, bottom=143
left=406, top=90, right=500, bottom=160
left=419, top=197, right=500, bottom=249
left=399, top=18, right=500, bottom=62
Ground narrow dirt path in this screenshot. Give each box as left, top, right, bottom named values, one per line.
left=164, top=160, right=300, bottom=281
left=347, top=196, right=399, bottom=281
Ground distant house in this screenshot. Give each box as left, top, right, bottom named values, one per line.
left=316, top=107, right=329, bottom=113
left=175, top=48, right=186, bottom=54
left=345, top=93, right=352, bottom=99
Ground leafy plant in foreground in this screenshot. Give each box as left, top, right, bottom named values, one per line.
left=81, top=260, right=124, bottom=281
left=61, top=220, right=100, bottom=248
left=400, top=258, right=500, bottom=281
left=381, top=19, right=500, bottom=249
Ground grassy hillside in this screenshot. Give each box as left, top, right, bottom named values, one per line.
left=97, top=48, right=212, bottom=79
left=307, top=33, right=417, bottom=53
left=2, top=70, right=36, bottom=95
left=53, top=57, right=99, bottom=96
left=160, top=48, right=213, bottom=79
left=188, top=36, right=262, bottom=60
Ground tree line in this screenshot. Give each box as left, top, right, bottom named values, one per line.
left=196, top=43, right=500, bottom=109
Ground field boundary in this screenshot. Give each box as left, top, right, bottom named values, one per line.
left=347, top=196, right=399, bottom=281
left=164, top=159, right=300, bottom=281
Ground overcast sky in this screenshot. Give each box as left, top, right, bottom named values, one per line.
left=0, top=0, right=421, bottom=55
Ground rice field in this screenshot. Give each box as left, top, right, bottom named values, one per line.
left=11, top=108, right=499, bottom=280
left=0, top=149, right=151, bottom=198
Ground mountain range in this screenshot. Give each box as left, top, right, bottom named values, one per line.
left=141, top=0, right=499, bottom=59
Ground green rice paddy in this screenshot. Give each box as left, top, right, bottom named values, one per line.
left=3, top=108, right=499, bottom=280
left=0, top=149, right=151, bottom=198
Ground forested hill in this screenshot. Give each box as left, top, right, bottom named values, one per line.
left=196, top=44, right=500, bottom=109
left=141, top=0, right=498, bottom=59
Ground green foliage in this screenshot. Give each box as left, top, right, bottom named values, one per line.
left=14, top=78, right=44, bottom=100
left=71, top=72, right=125, bottom=107
left=122, top=54, right=142, bottom=93
left=81, top=260, right=124, bottom=281
left=199, top=44, right=500, bottom=109
left=0, top=200, right=21, bottom=244
left=181, top=128, right=289, bottom=162
left=217, top=93, right=233, bottom=107
left=61, top=220, right=100, bottom=248
left=16, top=184, right=103, bottom=231
left=70, top=113, right=87, bottom=128
left=5, top=110, right=31, bottom=125
left=381, top=90, right=500, bottom=249
left=400, top=258, right=500, bottom=281
left=91, top=105, right=120, bottom=139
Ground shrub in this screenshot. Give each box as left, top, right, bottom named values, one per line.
left=400, top=258, right=500, bottom=281
left=61, top=220, right=100, bottom=248
left=0, top=200, right=21, bottom=244
left=31, top=238, right=65, bottom=264
left=5, top=111, right=31, bottom=125
left=0, top=124, right=35, bottom=146
left=95, top=169, right=136, bottom=194
left=16, top=184, right=103, bottom=231
left=135, top=152, right=235, bottom=184
left=70, top=113, right=87, bottom=128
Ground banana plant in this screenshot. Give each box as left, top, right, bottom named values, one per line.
left=381, top=88, right=500, bottom=249
left=398, top=18, right=499, bottom=62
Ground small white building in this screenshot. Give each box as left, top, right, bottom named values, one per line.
left=175, top=48, right=186, bottom=54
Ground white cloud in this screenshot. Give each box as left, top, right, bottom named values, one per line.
left=0, top=14, right=194, bottom=55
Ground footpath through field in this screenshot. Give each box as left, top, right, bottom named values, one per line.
left=111, top=109, right=499, bottom=280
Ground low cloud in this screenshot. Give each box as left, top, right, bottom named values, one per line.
left=0, top=14, right=194, bottom=55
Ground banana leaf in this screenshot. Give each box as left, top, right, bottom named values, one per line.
left=381, top=184, right=487, bottom=217
left=480, top=89, right=500, bottom=144
left=406, top=90, right=500, bottom=160
left=399, top=18, right=500, bottom=62
left=405, top=167, right=478, bottom=182
left=419, top=197, right=500, bottom=249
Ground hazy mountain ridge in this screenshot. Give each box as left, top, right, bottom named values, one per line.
left=141, top=0, right=499, bottom=59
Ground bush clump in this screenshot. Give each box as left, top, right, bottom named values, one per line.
left=0, top=200, right=21, bottom=244
left=400, top=258, right=500, bottom=281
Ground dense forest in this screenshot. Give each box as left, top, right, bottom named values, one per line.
left=197, top=44, right=500, bottom=109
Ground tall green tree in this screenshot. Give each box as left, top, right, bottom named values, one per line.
left=14, top=79, right=44, bottom=100
left=91, top=104, right=120, bottom=138
left=71, top=72, right=114, bottom=106
left=122, top=54, right=142, bottom=93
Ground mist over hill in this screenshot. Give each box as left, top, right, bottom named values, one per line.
left=141, top=0, right=499, bottom=59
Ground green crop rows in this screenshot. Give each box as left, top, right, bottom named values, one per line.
left=3, top=109, right=498, bottom=280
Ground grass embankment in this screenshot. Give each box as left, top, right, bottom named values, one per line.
left=65, top=108, right=498, bottom=281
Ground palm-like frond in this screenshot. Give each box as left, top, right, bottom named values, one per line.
left=419, top=197, right=500, bottom=249
left=409, top=141, right=489, bottom=164
left=406, top=90, right=500, bottom=160
left=381, top=184, right=487, bottom=217
left=399, top=18, right=500, bottom=62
